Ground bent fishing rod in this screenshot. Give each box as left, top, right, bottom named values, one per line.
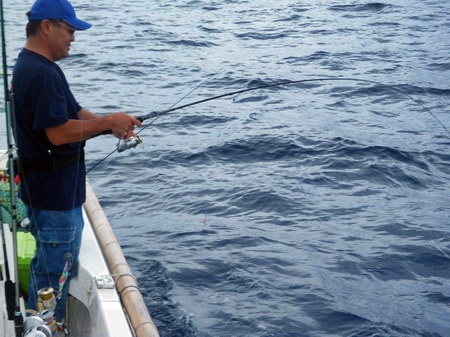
left=136, top=77, right=446, bottom=130
left=88, top=76, right=448, bottom=172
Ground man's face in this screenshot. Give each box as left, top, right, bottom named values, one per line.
left=48, top=20, right=76, bottom=61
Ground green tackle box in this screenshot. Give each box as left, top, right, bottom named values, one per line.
left=17, top=230, right=36, bottom=296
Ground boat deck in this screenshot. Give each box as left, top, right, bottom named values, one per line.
left=1, top=214, right=135, bottom=337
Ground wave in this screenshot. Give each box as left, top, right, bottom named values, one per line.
left=328, top=3, right=392, bottom=13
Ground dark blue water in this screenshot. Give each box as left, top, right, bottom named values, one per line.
left=2, top=1, right=449, bottom=336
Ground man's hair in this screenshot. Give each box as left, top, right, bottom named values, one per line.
left=25, top=12, right=64, bottom=38
left=25, top=11, right=41, bottom=37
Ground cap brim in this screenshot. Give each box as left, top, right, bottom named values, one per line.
left=63, top=18, right=92, bottom=30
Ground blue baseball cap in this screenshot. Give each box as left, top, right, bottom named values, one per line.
left=29, top=0, right=92, bottom=30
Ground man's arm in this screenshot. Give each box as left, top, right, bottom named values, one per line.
left=78, top=108, right=99, bottom=120
left=45, top=110, right=141, bottom=146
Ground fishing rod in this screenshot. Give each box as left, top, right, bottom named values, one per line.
left=108, top=77, right=448, bottom=151
left=87, top=76, right=448, bottom=175
left=138, top=77, right=446, bottom=126
left=0, top=0, right=24, bottom=334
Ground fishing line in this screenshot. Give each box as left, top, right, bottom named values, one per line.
left=87, top=76, right=448, bottom=174
left=138, top=69, right=223, bottom=135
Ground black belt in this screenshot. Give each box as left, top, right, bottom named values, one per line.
left=19, top=151, right=84, bottom=173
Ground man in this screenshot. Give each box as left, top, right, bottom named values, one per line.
left=11, top=0, right=141, bottom=321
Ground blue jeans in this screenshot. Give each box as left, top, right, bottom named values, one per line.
left=26, top=206, right=84, bottom=321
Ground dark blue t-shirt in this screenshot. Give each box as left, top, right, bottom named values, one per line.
left=12, top=48, right=86, bottom=210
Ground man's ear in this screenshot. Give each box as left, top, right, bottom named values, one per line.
left=39, top=19, right=53, bottom=36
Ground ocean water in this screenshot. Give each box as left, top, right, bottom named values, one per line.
left=1, top=1, right=449, bottom=336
